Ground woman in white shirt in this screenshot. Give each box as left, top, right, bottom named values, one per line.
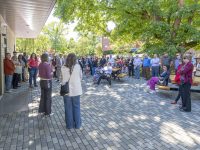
left=61, top=53, right=82, bottom=129
left=12, top=54, right=22, bottom=89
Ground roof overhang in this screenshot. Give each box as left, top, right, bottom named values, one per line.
left=0, top=0, right=56, bottom=38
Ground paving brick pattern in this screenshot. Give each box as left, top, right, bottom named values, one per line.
left=0, top=77, right=200, bottom=150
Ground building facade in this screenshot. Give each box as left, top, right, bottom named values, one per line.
left=0, top=0, right=56, bottom=95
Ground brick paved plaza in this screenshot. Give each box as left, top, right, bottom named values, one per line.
left=0, top=77, right=200, bottom=150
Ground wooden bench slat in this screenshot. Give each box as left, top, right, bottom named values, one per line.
left=117, top=73, right=127, bottom=78
left=169, top=75, right=200, bottom=86
left=158, top=86, right=200, bottom=93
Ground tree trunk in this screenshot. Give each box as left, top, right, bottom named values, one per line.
left=172, top=0, right=184, bottom=38
left=178, top=0, right=184, bottom=7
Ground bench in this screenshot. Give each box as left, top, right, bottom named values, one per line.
left=158, top=75, right=200, bottom=93
left=112, top=68, right=127, bottom=80
left=170, top=75, right=200, bottom=86
left=117, top=73, right=127, bottom=79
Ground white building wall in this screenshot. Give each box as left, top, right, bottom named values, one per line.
left=0, top=15, right=16, bottom=95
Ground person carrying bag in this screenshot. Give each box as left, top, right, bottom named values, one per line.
left=61, top=53, right=83, bottom=129
left=60, top=67, right=73, bottom=96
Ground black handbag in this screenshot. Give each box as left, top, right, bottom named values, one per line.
left=60, top=68, right=73, bottom=96
left=60, top=82, right=70, bottom=96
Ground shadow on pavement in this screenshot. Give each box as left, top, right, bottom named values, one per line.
left=0, top=84, right=30, bottom=115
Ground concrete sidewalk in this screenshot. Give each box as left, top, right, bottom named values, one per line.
left=0, top=77, right=200, bottom=150
left=0, top=83, right=30, bottom=115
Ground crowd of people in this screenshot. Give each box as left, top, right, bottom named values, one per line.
left=4, top=52, right=82, bottom=129
left=3, top=50, right=200, bottom=129
left=78, top=52, right=198, bottom=80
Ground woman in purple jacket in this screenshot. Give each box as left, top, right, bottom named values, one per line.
left=38, top=53, right=53, bottom=116
left=179, top=54, right=193, bottom=112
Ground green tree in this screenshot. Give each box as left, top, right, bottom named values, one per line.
left=16, top=35, right=51, bottom=55
left=43, top=21, right=68, bottom=52
left=55, top=0, right=200, bottom=55
left=16, top=38, right=35, bottom=54
left=75, top=33, right=100, bottom=56
left=34, top=34, right=51, bottom=54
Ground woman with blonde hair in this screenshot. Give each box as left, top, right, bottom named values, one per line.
left=61, top=53, right=82, bottom=129
left=178, top=54, right=193, bottom=112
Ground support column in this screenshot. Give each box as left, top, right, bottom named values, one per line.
left=0, top=16, right=7, bottom=95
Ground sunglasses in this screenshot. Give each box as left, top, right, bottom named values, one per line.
left=183, top=57, right=187, bottom=59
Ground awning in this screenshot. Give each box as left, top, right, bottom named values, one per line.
left=0, top=0, right=56, bottom=38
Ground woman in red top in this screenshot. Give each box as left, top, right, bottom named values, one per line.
left=171, top=61, right=183, bottom=104
left=28, top=53, right=39, bottom=88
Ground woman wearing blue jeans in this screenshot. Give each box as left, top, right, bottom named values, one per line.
left=61, top=53, right=83, bottom=129
left=28, top=53, right=39, bottom=88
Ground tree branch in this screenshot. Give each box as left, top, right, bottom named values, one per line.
left=187, top=0, right=198, bottom=25
left=172, top=0, right=184, bottom=38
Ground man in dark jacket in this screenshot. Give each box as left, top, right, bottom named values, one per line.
left=100, top=56, right=107, bottom=67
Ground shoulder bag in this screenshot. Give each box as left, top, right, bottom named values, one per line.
left=60, top=67, right=73, bottom=96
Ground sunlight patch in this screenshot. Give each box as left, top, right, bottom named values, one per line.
left=29, top=140, right=34, bottom=145
left=88, top=131, right=98, bottom=139
left=28, top=112, right=38, bottom=117
left=160, top=101, right=166, bottom=105
left=154, top=116, right=160, bottom=122
left=160, top=122, right=196, bottom=147
left=107, top=121, right=119, bottom=129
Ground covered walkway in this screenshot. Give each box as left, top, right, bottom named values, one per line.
left=0, top=0, right=56, bottom=95
left=0, top=77, right=200, bottom=150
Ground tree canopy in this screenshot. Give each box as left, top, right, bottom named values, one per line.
left=55, top=0, right=200, bottom=55
left=16, top=21, right=102, bottom=56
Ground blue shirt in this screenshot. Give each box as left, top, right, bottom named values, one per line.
left=143, top=58, right=151, bottom=67
left=174, top=59, right=180, bottom=70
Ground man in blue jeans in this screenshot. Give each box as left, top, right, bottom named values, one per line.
left=4, top=53, right=15, bottom=93
left=142, top=54, right=151, bottom=80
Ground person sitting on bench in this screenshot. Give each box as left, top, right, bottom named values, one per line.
left=97, top=63, right=112, bottom=85
left=147, top=65, right=170, bottom=91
